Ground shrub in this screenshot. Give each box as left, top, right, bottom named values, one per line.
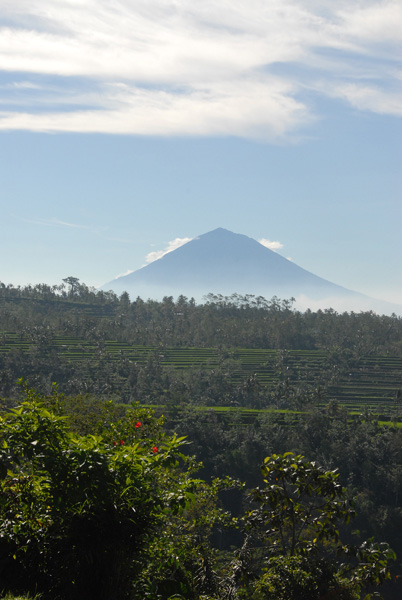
left=0, top=387, right=199, bottom=599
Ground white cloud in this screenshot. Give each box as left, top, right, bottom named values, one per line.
left=331, top=83, right=402, bottom=116
left=259, top=238, right=284, bottom=251
left=145, top=237, right=193, bottom=264
left=114, top=269, right=134, bottom=279
left=0, top=0, right=400, bottom=138
left=0, top=78, right=312, bottom=140
left=7, top=81, right=41, bottom=90
left=334, top=1, right=402, bottom=45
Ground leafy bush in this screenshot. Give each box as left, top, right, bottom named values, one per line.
left=251, top=555, right=355, bottom=600
left=0, top=386, right=213, bottom=599
left=243, top=453, right=395, bottom=600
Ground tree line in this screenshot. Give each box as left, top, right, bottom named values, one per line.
left=1, top=279, right=401, bottom=353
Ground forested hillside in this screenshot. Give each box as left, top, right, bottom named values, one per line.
left=0, top=280, right=401, bottom=406
left=1, top=280, right=401, bottom=352
left=1, top=279, right=402, bottom=599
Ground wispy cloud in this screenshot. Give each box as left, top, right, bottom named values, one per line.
left=145, top=237, right=193, bottom=264
left=0, top=0, right=400, bottom=138
left=259, top=238, right=284, bottom=251
left=114, top=269, right=134, bottom=279
left=0, top=79, right=310, bottom=140
left=4, top=81, right=42, bottom=90
left=330, top=82, right=402, bottom=116
left=19, top=216, right=92, bottom=229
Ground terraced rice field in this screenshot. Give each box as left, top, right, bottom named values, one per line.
left=1, top=331, right=401, bottom=413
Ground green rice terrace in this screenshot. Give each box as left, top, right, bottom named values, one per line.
left=1, top=286, right=401, bottom=418
left=1, top=331, right=401, bottom=415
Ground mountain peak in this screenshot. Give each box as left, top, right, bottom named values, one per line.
left=199, top=227, right=251, bottom=239
left=101, top=228, right=401, bottom=314
left=103, top=227, right=347, bottom=300
left=202, top=227, right=235, bottom=235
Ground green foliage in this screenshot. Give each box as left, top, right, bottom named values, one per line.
left=0, top=386, right=233, bottom=600
left=246, top=452, right=355, bottom=556
left=243, top=453, right=395, bottom=600
left=0, top=595, right=41, bottom=600
left=0, top=385, right=397, bottom=600
left=251, top=555, right=356, bottom=600
left=133, top=474, right=241, bottom=599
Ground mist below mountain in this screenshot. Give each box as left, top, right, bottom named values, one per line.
left=102, top=228, right=401, bottom=315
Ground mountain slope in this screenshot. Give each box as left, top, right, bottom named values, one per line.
left=102, top=228, right=400, bottom=314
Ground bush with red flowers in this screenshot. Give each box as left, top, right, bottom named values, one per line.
left=0, top=386, right=214, bottom=600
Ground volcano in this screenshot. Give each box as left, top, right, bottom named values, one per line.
left=102, top=228, right=400, bottom=314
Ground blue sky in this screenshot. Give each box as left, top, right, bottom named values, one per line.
left=0, top=0, right=401, bottom=305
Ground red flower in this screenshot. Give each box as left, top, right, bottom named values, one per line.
left=113, top=441, right=117, bottom=447
left=120, top=440, right=124, bottom=445
left=152, top=446, right=158, bottom=453
left=135, top=421, right=142, bottom=428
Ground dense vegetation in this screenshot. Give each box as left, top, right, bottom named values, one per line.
left=1, top=280, right=401, bottom=354
left=1, top=279, right=402, bottom=598
left=0, top=387, right=397, bottom=600
left=0, top=280, right=401, bottom=411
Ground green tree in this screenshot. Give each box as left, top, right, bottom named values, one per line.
left=61, top=276, right=80, bottom=297
left=243, top=453, right=395, bottom=600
